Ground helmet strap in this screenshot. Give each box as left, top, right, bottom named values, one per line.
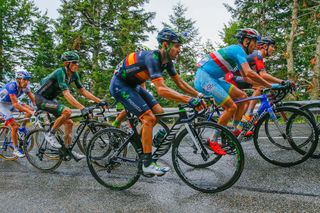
left=265, top=45, right=269, bottom=57
left=244, top=39, right=251, bottom=54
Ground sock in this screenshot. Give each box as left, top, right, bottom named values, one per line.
left=210, top=129, right=221, bottom=142
left=143, top=153, right=152, bottom=167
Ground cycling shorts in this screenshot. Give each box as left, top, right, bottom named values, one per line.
left=0, top=102, right=15, bottom=121
left=35, top=95, right=65, bottom=117
left=194, top=68, right=235, bottom=106
left=109, top=76, right=158, bottom=117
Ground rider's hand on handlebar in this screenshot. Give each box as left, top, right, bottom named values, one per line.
left=188, top=97, right=206, bottom=112
left=81, top=107, right=91, bottom=116
left=271, top=83, right=284, bottom=89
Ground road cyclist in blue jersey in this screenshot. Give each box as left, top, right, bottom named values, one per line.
left=0, top=70, right=36, bottom=158
left=194, top=28, right=284, bottom=155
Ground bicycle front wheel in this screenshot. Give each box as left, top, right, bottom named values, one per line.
left=86, top=128, right=141, bottom=190
left=254, top=106, right=318, bottom=167
left=0, top=126, right=17, bottom=161
left=172, top=122, right=244, bottom=193
left=23, top=128, right=62, bottom=171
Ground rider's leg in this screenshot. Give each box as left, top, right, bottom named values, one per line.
left=7, top=120, right=19, bottom=147
left=228, top=87, right=248, bottom=127
left=21, top=104, right=33, bottom=127
left=246, top=87, right=262, bottom=116
left=51, top=108, right=72, bottom=133
left=139, top=110, right=156, bottom=155
left=63, top=119, right=73, bottom=147
left=112, top=110, right=127, bottom=127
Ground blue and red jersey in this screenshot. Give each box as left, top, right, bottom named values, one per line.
left=247, top=50, right=266, bottom=73
left=0, top=81, right=30, bottom=103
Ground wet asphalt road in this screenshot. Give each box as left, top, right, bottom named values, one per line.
left=0, top=138, right=320, bottom=213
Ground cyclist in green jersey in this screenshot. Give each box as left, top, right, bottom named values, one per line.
left=35, top=51, right=106, bottom=160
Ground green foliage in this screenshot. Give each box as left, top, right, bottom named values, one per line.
left=55, top=0, right=155, bottom=102
left=222, top=0, right=320, bottom=99
left=0, top=0, right=39, bottom=81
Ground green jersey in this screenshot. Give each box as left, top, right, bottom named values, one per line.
left=37, top=67, right=83, bottom=99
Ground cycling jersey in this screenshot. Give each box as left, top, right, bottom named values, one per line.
left=247, top=50, right=265, bottom=73
left=195, top=44, right=248, bottom=105
left=36, top=67, right=83, bottom=99
left=196, top=44, right=248, bottom=79
left=110, top=50, right=176, bottom=117
left=0, top=81, right=31, bottom=103
left=114, top=50, right=177, bottom=86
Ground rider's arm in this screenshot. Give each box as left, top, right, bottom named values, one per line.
left=241, top=62, right=272, bottom=88
left=62, top=90, right=85, bottom=110
left=259, top=71, right=283, bottom=84
left=170, top=74, right=201, bottom=97
left=152, top=77, right=191, bottom=103
left=78, top=88, right=102, bottom=103
left=10, top=94, right=33, bottom=114
left=26, top=92, right=36, bottom=106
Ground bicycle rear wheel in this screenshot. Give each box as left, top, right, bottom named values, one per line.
left=172, top=122, right=244, bottom=193
left=300, top=102, right=320, bottom=158
left=78, top=122, right=111, bottom=154
left=23, top=128, right=62, bottom=171
left=0, top=126, right=17, bottom=161
left=86, top=128, right=141, bottom=190
left=254, top=107, right=318, bottom=167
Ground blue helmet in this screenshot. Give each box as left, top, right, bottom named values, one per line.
left=15, top=70, right=31, bottom=80
left=157, top=28, right=182, bottom=44
left=258, top=36, right=276, bottom=46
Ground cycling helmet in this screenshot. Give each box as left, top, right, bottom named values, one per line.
left=15, top=70, right=31, bottom=80
left=235, top=28, right=261, bottom=42
left=157, top=28, right=182, bottom=44
left=257, top=36, right=276, bottom=46
left=61, top=51, right=80, bottom=62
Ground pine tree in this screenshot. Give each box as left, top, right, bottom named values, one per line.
left=0, top=0, right=39, bottom=81
left=55, top=0, right=155, bottom=98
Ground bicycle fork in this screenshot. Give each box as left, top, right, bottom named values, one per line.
left=184, top=123, right=210, bottom=161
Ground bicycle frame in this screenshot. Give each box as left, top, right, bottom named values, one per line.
left=120, top=106, right=210, bottom=163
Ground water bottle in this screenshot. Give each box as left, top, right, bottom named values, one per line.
left=153, top=128, right=167, bottom=147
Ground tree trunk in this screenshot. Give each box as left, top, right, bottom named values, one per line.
left=311, top=36, right=320, bottom=100
left=0, top=13, right=3, bottom=82
left=286, top=0, right=298, bottom=81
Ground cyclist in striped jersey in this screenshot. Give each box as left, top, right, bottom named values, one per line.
left=194, top=28, right=282, bottom=150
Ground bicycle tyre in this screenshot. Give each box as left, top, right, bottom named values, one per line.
left=254, top=106, right=318, bottom=167
left=78, top=122, right=111, bottom=154
left=172, top=121, right=244, bottom=193
left=0, top=126, right=18, bottom=161
left=23, top=128, right=62, bottom=171
left=300, top=102, right=320, bottom=158
left=86, top=127, right=141, bottom=190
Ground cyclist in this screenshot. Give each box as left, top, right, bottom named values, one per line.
left=35, top=51, right=105, bottom=160
left=194, top=28, right=282, bottom=153
left=227, top=36, right=293, bottom=118
left=109, top=28, right=206, bottom=176
left=0, top=70, right=36, bottom=157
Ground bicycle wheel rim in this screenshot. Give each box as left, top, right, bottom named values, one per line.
left=172, top=122, right=244, bottom=193
left=254, top=107, right=318, bottom=167
left=23, top=128, right=62, bottom=171
left=86, top=128, right=141, bottom=190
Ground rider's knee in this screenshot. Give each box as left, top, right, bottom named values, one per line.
left=64, top=119, right=74, bottom=127
left=229, top=103, right=238, bottom=113
left=239, top=91, right=248, bottom=99
left=61, top=108, right=72, bottom=118
left=140, top=110, right=156, bottom=127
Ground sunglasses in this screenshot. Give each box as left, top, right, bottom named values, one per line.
left=70, top=61, right=79, bottom=65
